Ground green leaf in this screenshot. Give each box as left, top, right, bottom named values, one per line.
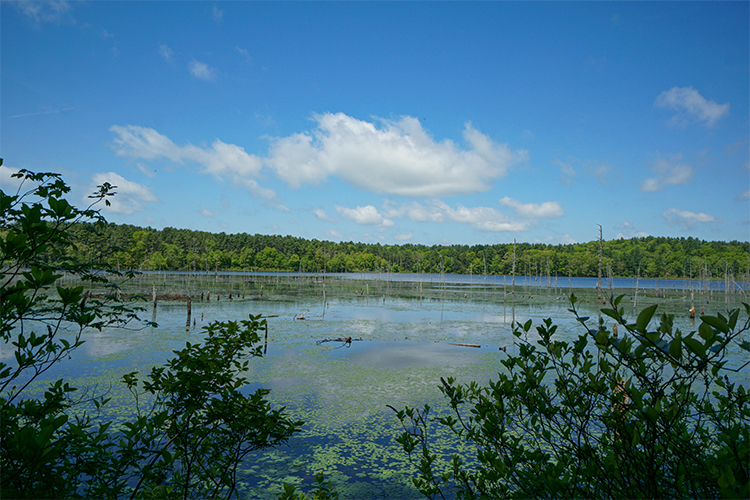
left=683, top=337, right=706, bottom=358
left=700, top=315, right=730, bottom=334
left=595, top=329, right=608, bottom=345
left=600, top=309, right=619, bottom=321
left=636, top=304, right=658, bottom=332
left=668, top=338, right=682, bottom=360
left=698, top=322, right=715, bottom=341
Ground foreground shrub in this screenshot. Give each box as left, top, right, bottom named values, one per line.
left=1, top=167, right=302, bottom=498
left=394, top=293, right=750, bottom=499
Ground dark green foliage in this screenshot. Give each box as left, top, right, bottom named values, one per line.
left=393, top=294, right=750, bottom=499
left=279, top=473, right=340, bottom=500
left=1, top=169, right=304, bottom=498
left=60, top=219, right=750, bottom=279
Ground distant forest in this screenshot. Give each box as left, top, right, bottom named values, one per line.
left=56, top=223, right=750, bottom=281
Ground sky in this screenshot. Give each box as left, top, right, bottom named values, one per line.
left=2, top=1, right=749, bottom=246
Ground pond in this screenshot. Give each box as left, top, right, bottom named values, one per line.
left=10, top=272, right=750, bottom=499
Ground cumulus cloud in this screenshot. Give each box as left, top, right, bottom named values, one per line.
left=655, top=86, right=729, bottom=128
left=266, top=113, right=528, bottom=197
left=615, top=221, right=649, bottom=239
left=313, top=208, right=336, bottom=222
left=91, top=172, right=159, bottom=215
left=549, top=234, right=577, bottom=244
left=394, top=232, right=412, bottom=241
left=740, top=189, right=750, bottom=201
left=439, top=203, right=527, bottom=232
left=641, top=153, right=694, bottom=192
left=199, top=207, right=218, bottom=218
left=498, top=196, right=564, bottom=218
left=0, top=166, right=29, bottom=193
left=109, top=125, right=276, bottom=200
left=336, top=205, right=394, bottom=227
left=383, top=200, right=527, bottom=232
left=188, top=59, right=217, bottom=81
left=663, top=208, right=722, bottom=230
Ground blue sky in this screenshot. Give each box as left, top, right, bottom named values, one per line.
left=2, top=1, right=748, bottom=246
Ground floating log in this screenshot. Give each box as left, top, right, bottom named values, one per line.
left=316, top=336, right=363, bottom=345
left=449, top=342, right=481, bottom=348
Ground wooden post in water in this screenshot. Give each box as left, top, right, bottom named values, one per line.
left=263, top=321, right=268, bottom=355
left=186, top=295, right=191, bottom=330
left=634, top=262, right=641, bottom=309
left=152, top=285, right=157, bottom=323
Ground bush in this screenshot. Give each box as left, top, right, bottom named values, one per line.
left=1, top=167, right=303, bottom=498
left=393, top=293, right=750, bottom=499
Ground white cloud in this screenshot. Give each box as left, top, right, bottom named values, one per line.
left=498, top=196, right=564, bottom=218
left=313, top=208, right=336, bottom=222
left=15, top=0, right=73, bottom=24
left=335, top=205, right=394, bottom=227
left=110, top=125, right=184, bottom=161
left=10, top=105, right=74, bottom=119
left=212, top=6, right=223, bottom=23
left=254, top=112, right=275, bottom=127
left=266, top=113, right=527, bottom=197
left=655, top=86, right=729, bottom=128
left=236, top=46, right=252, bottom=65
left=663, top=208, right=722, bottom=230
left=326, top=229, right=343, bottom=239
left=439, top=202, right=527, bottom=232
left=554, top=158, right=576, bottom=184
left=159, top=44, right=175, bottom=65
left=394, top=232, right=412, bottom=241
left=553, top=234, right=577, bottom=244
left=615, top=221, right=649, bottom=239
left=110, top=125, right=275, bottom=200
left=641, top=153, right=694, bottom=192
left=199, top=207, right=217, bottom=218
left=382, top=200, right=445, bottom=223
left=587, top=163, right=615, bottom=184
left=740, top=190, right=750, bottom=201
left=265, top=203, right=290, bottom=213
left=91, top=172, right=159, bottom=215
left=0, top=166, right=28, bottom=193
left=136, top=162, right=156, bottom=178
left=384, top=200, right=526, bottom=232
left=188, top=59, right=217, bottom=81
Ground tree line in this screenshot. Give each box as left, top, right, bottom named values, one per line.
left=59, top=222, right=750, bottom=281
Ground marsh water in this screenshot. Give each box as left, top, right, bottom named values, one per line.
left=14, top=272, right=750, bottom=498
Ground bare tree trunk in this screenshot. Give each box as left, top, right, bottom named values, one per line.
left=597, top=224, right=603, bottom=300
left=512, top=239, right=516, bottom=325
